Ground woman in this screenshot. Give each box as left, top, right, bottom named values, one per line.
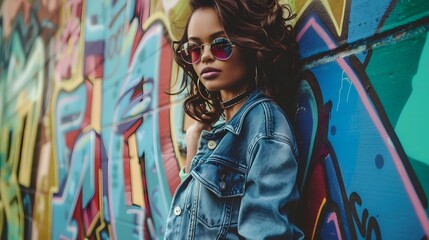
left=165, top=0, right=303, bottom=239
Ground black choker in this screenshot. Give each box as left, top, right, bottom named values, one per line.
left=220, top=89, right=252, bottom=109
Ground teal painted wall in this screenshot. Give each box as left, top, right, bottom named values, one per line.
left=0, top=0, right=428, bottom=239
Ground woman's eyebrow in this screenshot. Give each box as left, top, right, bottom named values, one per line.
left=188, top=30, right=225, bottom=41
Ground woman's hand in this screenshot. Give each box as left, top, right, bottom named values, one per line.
left=185, top=120, right=211, bottom=173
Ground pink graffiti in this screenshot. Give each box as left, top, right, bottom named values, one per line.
left=327, top=212, right=343, bottom=240
left=54, top=0, right=83, bottom=80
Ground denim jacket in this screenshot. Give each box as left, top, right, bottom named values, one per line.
left=164, top=89, right=304, bottom=240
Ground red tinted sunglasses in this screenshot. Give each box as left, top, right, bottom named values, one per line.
left=179, top=37, right=235, bottom=64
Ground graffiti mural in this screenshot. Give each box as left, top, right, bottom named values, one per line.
left=293, top=0, right=429, bottom=239
left=0, top=0, right=428, bottom=239
left=1, top=0, right=189, bottom=239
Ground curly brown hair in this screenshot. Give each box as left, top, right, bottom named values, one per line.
left=172, top=0, right=300, bottom=124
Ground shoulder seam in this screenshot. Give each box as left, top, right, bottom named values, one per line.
left=246, top=134, right=296, bottom=168
left=261, top=101, right=274, bottom=136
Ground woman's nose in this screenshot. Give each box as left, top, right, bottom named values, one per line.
left=200, top=44, right=215, bottom=63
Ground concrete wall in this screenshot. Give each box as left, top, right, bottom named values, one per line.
left=0, top=0, right=427, bottom=239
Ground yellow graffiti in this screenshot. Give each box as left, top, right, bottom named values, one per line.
left=94, top=169, right=113, bottom=239
left=90, top=78, right=103, bottom=133
left=0, top=180, right=24, bottom=239
left=144, top=0, right=190, bottom=40
left=32, top=142, right=55, bottom=239
left=295, top=0, right=347, bottom=36
left=0, top=201, right=3, bottom=236
left=129, top=133, right=145, bottom=208
left=312, top=197, right=327, bottom=240
left=16, top=40, right=45, bottom=187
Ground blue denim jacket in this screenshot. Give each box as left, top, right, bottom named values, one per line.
left=164, top=89, right=304, bottom=239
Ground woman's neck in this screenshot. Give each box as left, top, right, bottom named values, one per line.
left=223, top=100, right=246, bottom=121
left=220, top=84, right=251, bottom=121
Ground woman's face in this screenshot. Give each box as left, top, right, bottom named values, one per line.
left=187, top=7, right=249, bottom=96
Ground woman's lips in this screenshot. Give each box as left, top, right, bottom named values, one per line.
left=201, top=71, right=221, bottom=79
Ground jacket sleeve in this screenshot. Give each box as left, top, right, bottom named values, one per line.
left=237, top=136, right=304, bottom=240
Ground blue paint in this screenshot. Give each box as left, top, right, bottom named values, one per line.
left=297, top=14, right=335, bottom=59
left=348, top=0, right=393, bottom=43
left=375, top=154, right=384, bottom=169
left=331, top=125, right=337, bottom=136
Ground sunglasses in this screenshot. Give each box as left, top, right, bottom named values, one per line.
left=179, top=37, right=235, bottom=64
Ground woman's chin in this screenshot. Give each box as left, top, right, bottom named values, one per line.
left=204, top=84, right=223, bottom=92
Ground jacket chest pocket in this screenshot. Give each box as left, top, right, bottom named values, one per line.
left=190, top=158, right=246, bottom=228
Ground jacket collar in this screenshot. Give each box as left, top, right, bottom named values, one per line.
left=219, top=88, right=271, bottom=135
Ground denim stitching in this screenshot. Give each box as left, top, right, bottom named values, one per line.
left=216, top=200, right=232, bottom=239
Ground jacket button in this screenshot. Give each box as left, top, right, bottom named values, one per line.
left=208, top=140, right=217, bottom=150
left=220, top=181, right=226, bottom=190
left=174, top=206, right=182, bottom=216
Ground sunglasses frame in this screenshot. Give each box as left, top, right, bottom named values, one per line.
left=179, top=37, right=235, bottom=64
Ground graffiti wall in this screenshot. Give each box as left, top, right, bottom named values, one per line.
left=293, top=0, right=429, bottom=239
left=0, top=0, right=427, bottom=239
